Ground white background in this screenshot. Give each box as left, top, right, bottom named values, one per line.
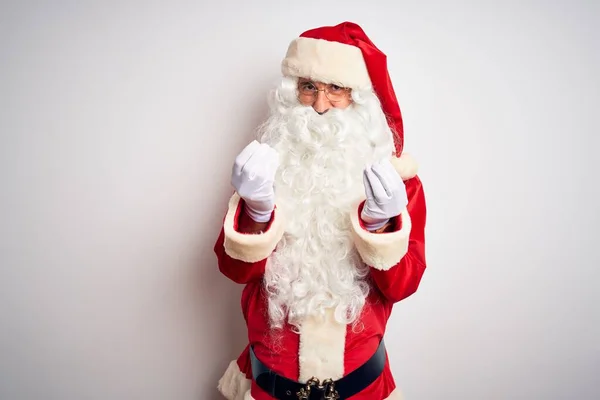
left=1, top=1, right=598, bottom=399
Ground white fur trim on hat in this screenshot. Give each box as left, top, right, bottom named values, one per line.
left=281, top=37, right=372, bottom=89
left=391, top=153, right=418, bottom=181
left=217, top=360, right=251, bottom=400
left=223, top=193, right=284, bottom=263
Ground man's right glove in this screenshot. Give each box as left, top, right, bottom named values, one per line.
left=231, top=140, right=280, bottom=223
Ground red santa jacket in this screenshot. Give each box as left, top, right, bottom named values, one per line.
left=214, top=154, right=427, bottom=400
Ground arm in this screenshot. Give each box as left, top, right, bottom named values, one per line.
left=214, top=193, right=284, bottom=284
left=351, top=175, right=427, bottom=303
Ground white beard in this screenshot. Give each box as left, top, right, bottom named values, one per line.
left=258, top=77, right=395, bottom=330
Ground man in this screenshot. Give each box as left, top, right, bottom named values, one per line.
left=214, top=21, right=427, bottom=400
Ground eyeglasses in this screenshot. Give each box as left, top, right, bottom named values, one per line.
left=297, top=80, right=351, bottom=103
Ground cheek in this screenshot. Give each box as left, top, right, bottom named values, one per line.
left=333, top=98, right=353, bottom=109
left=299, top=97, right=314, bottom=106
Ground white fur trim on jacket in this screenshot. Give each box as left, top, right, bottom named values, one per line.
left=217, top=360, right=251, bottom=400
left=223, top=193, right=284, bottom=263
left=281, top=37, right=372, bottom=89
left=351, top=207, right=412, bottom=271
left=298, top=308, right=346, bottom=383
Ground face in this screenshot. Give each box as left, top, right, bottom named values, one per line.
left=297, top=78, right=353, bottom=114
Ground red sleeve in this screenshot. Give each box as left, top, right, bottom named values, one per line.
left=370, top=176, right=426, bottom=302
left=214, top=198, right=271, bottom=284
left=214, top=233, right=267, bottom=284
left=214, top=191, right=286, bottom=285
left=236, top=344, right=253, bottom=379
left=353, top=176, right=427, bottom=303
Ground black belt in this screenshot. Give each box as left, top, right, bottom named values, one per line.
left=249, top=339, right=386, bottom=400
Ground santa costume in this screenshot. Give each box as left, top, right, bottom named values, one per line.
left=214, top=21, right=427, bottom=400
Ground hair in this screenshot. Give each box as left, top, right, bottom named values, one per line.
left=256, top=76, right=395, bottom=331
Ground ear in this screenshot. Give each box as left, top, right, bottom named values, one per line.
left=391, top=153, right=419, bottom=181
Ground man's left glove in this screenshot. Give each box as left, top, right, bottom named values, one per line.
left=361, top=159, right=408, bottom=231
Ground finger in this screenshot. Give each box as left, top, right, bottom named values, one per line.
left=363, top=169, right=374, bottom=200
left=380, top=158, right=401, bottom=181
left=265, top=149, right=280, bottom=179
left=371, top=160, right=398, bottom=195
left=256, top=147, right=279, bottom=183
left=233, top=140, right=260, bottom=177
left=365, top=166, right=389, bottom=200
left=377, top=158, right=396, bottom=175
left=242, top=144, right=270, bottom=179
left=380, top=159, right=404, bottom=191
left=264, top=145, right=280, bottom=166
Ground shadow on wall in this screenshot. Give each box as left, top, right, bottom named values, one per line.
left=191, top=88, right=272, bottom=399
left=188, top=206, right=247, bottom=400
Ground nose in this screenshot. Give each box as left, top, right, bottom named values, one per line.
left=312, top=90, right=332, bottom=114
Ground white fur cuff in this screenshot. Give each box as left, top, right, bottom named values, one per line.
left=217, top=360, right=251, bottom=400
left=223, top=193, right=284, bottom=263
left=281, top=37, right=372, bottom=89
left=350, top=207, right=412, bottom=271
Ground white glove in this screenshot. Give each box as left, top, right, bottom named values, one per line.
left=231, top=140, right=280, bottom=223
left=361, top=159, right=408, bottom=231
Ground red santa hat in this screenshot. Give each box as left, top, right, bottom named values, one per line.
left=281, top=21, right=405, bottom=155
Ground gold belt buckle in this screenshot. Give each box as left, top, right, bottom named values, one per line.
left=296, top=377, right=340, bottom=400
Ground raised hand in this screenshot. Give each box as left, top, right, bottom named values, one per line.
left=361, top=159, right=408, bottom=231
left=231, top=140, right=280, bottom=223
